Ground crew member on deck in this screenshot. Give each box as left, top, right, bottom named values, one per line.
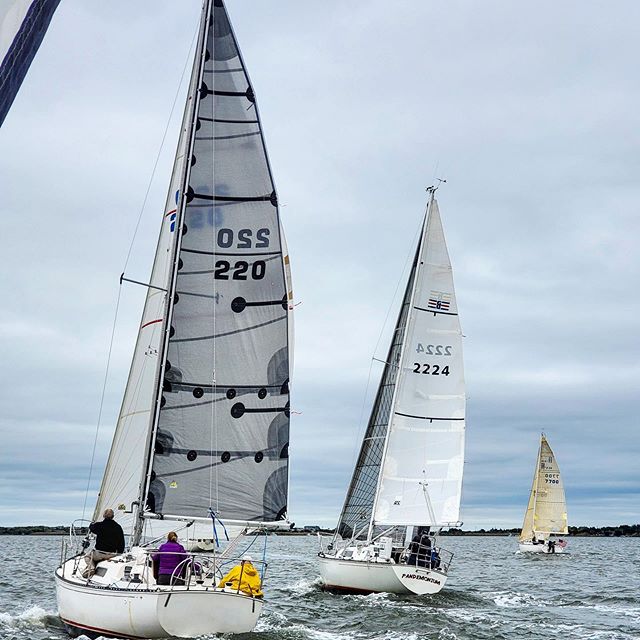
left=218, top=555, right=263, bottom=597
left=153, top=532, right=188, bottom=585
left=83, top=508, right=125, bottom=577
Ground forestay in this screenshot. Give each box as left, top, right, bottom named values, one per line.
left=0, top=0, right=60, bottom=126
left=94, top=2, right=207, bottom=534
left=336, top=254, right=418, bottom=539
left=148, top=0, right=292, bottom=525
left=373, top=197, right=465, bottom=528
left=520, top=435, right=568, bottom=540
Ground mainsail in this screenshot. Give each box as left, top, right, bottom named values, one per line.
left=519, top=435, right=568, bottom=541
left=337, top=192, right=465, bottom=539
left=94, top=0, right=292, bottom=538
left=0, top=0, right=60, bottom=126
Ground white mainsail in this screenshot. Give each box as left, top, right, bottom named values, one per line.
left=519, top=434, right=568, bottom=541
left=336, top=191, right=465, bottom=539
left=373, top=197, right=465, bottom=528
left=0, top=0, right=60, bottom=126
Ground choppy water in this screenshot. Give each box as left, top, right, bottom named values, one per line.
left=0, top=535, right=638, bottom=640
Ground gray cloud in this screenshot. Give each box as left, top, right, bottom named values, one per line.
left=0, top=0, right=638, bottom=528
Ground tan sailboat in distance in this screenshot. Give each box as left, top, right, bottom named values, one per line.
left=518, top=434, right=568, bottom=554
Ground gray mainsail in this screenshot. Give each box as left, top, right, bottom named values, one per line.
left=147, top=0, right=292, bottom=525
left=336, top=251, right=418, bottom=540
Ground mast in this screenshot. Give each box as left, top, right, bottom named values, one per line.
left=131, top=0, right=212, bottom=546
left=366, top=190, right=435, bottom=542
left=531, top=434, right=543, bottom=535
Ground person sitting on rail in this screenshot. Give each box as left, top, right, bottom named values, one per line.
left=82, top=508, right=125, bottom=578
left=218, top=554, right=263, bottom=597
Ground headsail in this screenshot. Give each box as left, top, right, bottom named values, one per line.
left=93, top=1, right=210, bottom=534
left=0, top=0, right=60, bottom=126
left=94, top=0, right=292, bottom=536
left=336, top=253, right=418, bottom=540
left=373, top=196, right=465, bottom=528
left=519, top=435, right=568, bottom=541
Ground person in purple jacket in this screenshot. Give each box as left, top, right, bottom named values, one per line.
left=153, top=532, right=188, bottom=585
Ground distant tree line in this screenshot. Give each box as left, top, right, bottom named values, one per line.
left=441, top=524, right=640, bottom=537
left=1, top=524, right=639, bottom=537
left=0, top=525, right=88, bottom=535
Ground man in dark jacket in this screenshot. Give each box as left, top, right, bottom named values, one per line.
left=83, top=508, right=125, bottom=577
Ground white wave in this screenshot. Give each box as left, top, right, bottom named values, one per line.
left=256, top=609, right=431, bottom=640
left=489, top=590, right=560, bottom=608
left=589, top=604, right=640, bottom=623
left=0, top=605, right=53, bottom=629
left=280, top=576, right=323, bottom=596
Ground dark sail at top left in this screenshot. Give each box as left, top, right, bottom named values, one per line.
left=0, top=0, right=61, bottom=127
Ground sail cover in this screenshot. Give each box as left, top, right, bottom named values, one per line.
left=148, top=0, right=292, bottom=525
left=0, top=0, right=60, bottom=126
left=336, top=255, right=418, bottom=539
left=520, top=435, right=568, bottom=540
left=373, top=198, right=466, bottom=528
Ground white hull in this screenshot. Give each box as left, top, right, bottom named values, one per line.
left=518, top=541, right=567, bottom=554
left=55, top=559, right=262, bottom=638
left=318, top=554, right=447, bottom=595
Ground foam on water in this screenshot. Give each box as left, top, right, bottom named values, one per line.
left=0, top=535, right=638, bottom=640
left=0, top=605, right=53, bottom=629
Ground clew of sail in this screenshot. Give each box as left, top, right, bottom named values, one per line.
left=0, top=0, right=60, bottom=126
left=519, top=435, right=568, bottom=541
left=373, top=197, right=465, bottom=528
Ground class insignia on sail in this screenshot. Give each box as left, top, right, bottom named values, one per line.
left=54, top=2, right=294, bottom=637
left=318, top=187, right=466, bottom=596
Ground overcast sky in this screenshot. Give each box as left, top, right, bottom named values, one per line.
left=0, top=0, right=638, bottom=529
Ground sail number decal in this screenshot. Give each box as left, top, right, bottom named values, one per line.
left=214, top=260, right=266, bottom=280
left=412, top=363, right=450, bottom=376
left=217, top=228, right=270, bottom=249
left=416, top=343, right=452, bottom=356
left=543, top=473, right=560, bottom=484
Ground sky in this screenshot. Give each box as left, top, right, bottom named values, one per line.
left=0, top=0, right=638, bottom=530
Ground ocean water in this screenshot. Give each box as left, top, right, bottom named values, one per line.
left=0, top=534, right=638, bottom=640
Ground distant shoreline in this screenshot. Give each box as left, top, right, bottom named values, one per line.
left=1, top=525, right=638, bottom=537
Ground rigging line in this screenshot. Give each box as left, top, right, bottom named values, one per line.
left=81, top=284, right=123, bottom=521
left=347, top=216, right=423, bottom=472
left=122, top=24, right=198, bottom=274
left=210, top=1, right=217, bottom=514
